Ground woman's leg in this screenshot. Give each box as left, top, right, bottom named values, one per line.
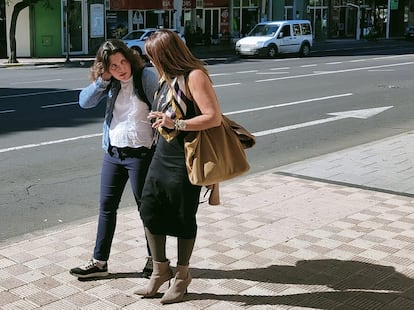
left=160, top=237, right=195, bottom=304
left=126, top=150, right=154, bottom=276
left=93, top=153, right=129, bottom=261
left=126, top=151, right=153, bottom=256
left=134, top=227, right=173, bottom=296
left=177, top=238, right=196, bottom=266
left=144, top=227, right=166, bottom=262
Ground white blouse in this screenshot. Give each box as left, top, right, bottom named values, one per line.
left=109, top=76, right=153, bottom=148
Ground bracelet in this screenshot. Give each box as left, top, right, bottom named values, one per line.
left=174, top=119, right=186, bottom=130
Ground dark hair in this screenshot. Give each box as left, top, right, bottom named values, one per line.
left=89, top=39, right=145, bottom=81
left=145, top=29, right=208, bottom=84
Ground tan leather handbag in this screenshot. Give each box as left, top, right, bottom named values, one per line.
left=184, top=114, right=255, bottom=187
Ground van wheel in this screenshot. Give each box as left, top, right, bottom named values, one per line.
left=267, top=45, right=278, bottom=58
left=299, top=43, right=310, bottom=57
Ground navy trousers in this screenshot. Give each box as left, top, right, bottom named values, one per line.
left=93, top=146, right=153, bottom=261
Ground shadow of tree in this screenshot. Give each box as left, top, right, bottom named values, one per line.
left=0, top=88, right=104, bottom=135
left=123, top=259, right=414, bottom=308
left=193, top=259, right=414, bottom=292
left=185, top=291, right=405, bottom=308
left=78, top=271, right=148, bottom=281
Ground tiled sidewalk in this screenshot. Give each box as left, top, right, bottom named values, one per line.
left=1, top=172, right=414, bottom=309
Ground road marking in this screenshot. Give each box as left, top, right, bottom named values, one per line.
left=270, top=67, right=290, bottom=70
left=253, top=106, right=393, bottom=137
left=0, top=109, right=16, bottom=114
left=236, top=70, right=258, bottom=74
left=0, top=133, right=102, bottom=153
left=1, top=93, right=352, bottom=153
left=210, top=73, right=231, bottom=77
left=301, top=64, right=317, bottom=67
left=213, top=83, right=241, bottom=88
left=368, top=69, right=395, bottom=72
left=256, top=72, right=289, bottom=75
left=41, top=102, right=78, bottom=108
left=372, top=54, right=414, bottom=60
left=225, top=93, right=353, bottom=115
left=256, top=62, right=414, bottom=83
left=10, top=79, right=63, bottom=85
left=0, top=89, right=81, bottom=99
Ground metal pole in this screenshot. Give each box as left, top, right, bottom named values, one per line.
left=65, top=0, right=71, bottom=63
left=292, top=0, right=297, bottom=20
left=268, top=0, right=272, bottom=21
left=386, top=0, right=391, bottom=39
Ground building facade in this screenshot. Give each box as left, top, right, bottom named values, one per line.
left=2, top=0, right=413, bottom=59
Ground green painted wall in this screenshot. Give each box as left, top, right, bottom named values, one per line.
left=33, top=0, right=62, bottom=57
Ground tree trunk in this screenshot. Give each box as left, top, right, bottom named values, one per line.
left=8, top=1, right=38, bottom=63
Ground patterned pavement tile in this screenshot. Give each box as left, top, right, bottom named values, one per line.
left=1, top=173, right=414, bottom=309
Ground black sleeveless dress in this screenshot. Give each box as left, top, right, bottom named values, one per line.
left=139, top=79, right=201, bottom=239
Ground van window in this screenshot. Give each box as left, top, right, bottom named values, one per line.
left=280, top=25, right=291, bottom=37
left=293, top=24, right=301, bottom=36
left=249, top=24, right=279, bottom=37
left=301, top=23, right=312, bottom=35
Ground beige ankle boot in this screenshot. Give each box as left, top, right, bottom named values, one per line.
left=160, top=264, right=192, bottom=304
left=134, top=260, right=173, bottom=297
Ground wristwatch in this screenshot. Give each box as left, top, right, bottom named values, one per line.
left=175, top=119, right=186, bottom=130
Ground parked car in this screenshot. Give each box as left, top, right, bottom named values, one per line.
left=122, top=28, right=186, bottom=57
left=235, top=20, right=313, bottom=58
left=405, top=24, right=414, bottom=39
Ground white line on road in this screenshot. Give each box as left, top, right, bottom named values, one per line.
left=0, top=133, right=102, bottom=153
left=368, top=69, right=395, bottom=72
left=210, top=73, right=232, bottom=77
left=236, top=70, right=258, bottom=74
left=1, top=93, right=352, bottom=153
left=252, top=106, right=393, bottom=137
left=0, top=109, right=16, bottom=114
left=10, top=79, right=63, bottom=85
left=0, top=89, right=79, bottom=99
left=225, top=93, right=353, bottom=115
left=213, top=83, right=241, bottom=88
left=256, top=62, right=414, bottom=83
left=41, top=102, right=78, bottom=108
left=256, top=72, right=289, bottom=75
left=270, top=67, right=290, bottom=70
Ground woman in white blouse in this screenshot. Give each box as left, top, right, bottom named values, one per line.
left=69, top=39, right=158, bottom=279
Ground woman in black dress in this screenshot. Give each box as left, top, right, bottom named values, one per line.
left=134, top=29, right=222, bottom=304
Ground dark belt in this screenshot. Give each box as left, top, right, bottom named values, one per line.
left=109, top=145, right=153, bottom=159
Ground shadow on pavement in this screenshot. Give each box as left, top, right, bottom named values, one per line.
left=91, top=259, right=414, bottom=308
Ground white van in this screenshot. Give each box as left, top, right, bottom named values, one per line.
left=235, top=20, right=313, bottom=58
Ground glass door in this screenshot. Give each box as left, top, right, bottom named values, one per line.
left=204, top=8, right=220, bottom=42
left=308, top=6, right=328, bottom=40
left=62, top=0, right=86, bottom=55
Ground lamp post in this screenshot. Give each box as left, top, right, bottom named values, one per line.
left=65, top=0, right=71, bottom=63
left=347, top=3, right=360, bottom=40
left=386, top=0, right=391, bottom=39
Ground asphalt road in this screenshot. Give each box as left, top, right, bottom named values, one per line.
left=1, top=46, right=414, bottom=241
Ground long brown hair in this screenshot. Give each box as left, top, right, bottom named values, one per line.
left=145, top=29, right=209, bottom=84
left=89, top=39, right=145, bottom=81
